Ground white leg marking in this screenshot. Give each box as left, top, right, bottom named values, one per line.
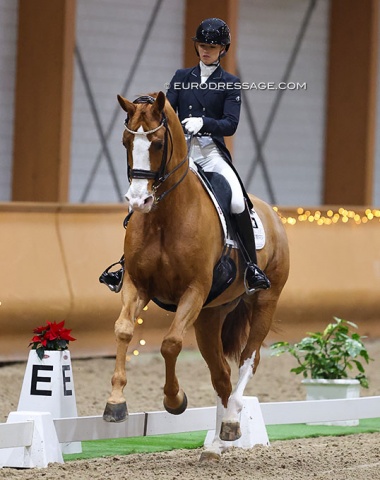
left=224, top=352, right=256, bottom=423
left=205, top=353, right=257, bottom=455
left=204, top=395, right=229, bottom=457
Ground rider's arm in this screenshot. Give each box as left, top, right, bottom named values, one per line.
left=200, top=84, right=241, bottom=137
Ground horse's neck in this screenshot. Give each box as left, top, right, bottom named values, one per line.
left=142, top=164, right=197, bottom=236
left=157, top=171, right=194, bottom=217
left=157, top=119, right=190, bottom=202
left=149, top=114, right=197, bottom=224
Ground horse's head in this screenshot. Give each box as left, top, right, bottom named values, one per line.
left=118, top=91, right=179, bottom=213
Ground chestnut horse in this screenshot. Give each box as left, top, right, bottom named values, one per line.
left=104, top=91, right=289, bottom=461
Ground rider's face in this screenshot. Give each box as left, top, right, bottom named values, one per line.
left=196, top=43, right=224, bottom=65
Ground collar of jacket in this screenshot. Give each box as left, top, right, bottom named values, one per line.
left=190, top=64, right=223, bottom=81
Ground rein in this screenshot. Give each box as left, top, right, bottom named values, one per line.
left=125, top=95, right=190, bottom=205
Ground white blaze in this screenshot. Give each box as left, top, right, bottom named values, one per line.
left=126, top=126, right=151, bottom=205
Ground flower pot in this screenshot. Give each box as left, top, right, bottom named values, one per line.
left=301, top=379, right=361, bottom=426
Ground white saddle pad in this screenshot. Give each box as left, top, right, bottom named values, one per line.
left=190, top=160, right=266, bottom=250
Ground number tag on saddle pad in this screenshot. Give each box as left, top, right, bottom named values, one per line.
left=250, top=209, right=265, bottom=250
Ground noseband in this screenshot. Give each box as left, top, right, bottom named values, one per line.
left=124, top=95, right=189, bottom=204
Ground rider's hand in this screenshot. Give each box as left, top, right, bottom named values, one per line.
left=181, top=117, right=203, bottom=135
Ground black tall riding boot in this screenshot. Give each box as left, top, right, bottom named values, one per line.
left=234, top=206, right=271, bottom=295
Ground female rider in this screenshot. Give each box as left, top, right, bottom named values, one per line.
left=166, top=18, right=270, bottom=294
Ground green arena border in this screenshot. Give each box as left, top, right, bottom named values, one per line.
left=63, top=418, right=380, bottom=461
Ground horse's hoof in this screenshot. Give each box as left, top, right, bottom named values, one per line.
left=199, top=450, right=221, bottom=463
left=220, top=421, right=242, bottom=441
left=103, top=401, right=128, bottom=422
left=163, top=391, right=188, bottom=415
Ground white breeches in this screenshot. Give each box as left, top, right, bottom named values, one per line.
left=190, top=140, right=246, bottom=214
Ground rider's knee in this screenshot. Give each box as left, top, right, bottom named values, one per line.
left=230, top=195, right=245, bottom=215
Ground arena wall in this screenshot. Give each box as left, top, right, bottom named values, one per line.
left=1, top=203, right=379, bottom=362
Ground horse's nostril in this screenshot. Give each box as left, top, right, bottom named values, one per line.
left=144, top=196, right=153, bottom=205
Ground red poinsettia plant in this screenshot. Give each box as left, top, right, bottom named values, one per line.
left=29, top=320, right=76, bottom=360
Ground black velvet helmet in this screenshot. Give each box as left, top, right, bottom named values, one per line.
left=192, top=18, right=231, bottom=52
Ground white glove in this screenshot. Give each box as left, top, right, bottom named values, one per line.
left=182, top=117, right=203, bottom=135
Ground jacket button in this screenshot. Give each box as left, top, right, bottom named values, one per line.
left=189, top=105, right=192, bottom=109
left=188, top=113, right=192, bottom=117
left=202, top=107, right=205, bottom=111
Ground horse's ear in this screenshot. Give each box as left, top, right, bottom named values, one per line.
left=152, top=91, right=166, bottom=115
left=117, top=94, right=136, bottom=117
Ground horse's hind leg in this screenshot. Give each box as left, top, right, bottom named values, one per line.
left=103, top=275, right=148, bottom=422
left=220, top=294, right=280, bottom=439
left=193, top=306, right=236, bottom=461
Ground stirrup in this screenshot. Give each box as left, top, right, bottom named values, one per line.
left=99, top=259, right=124, bottom=293
left=243, top=264, right=271, bottom=295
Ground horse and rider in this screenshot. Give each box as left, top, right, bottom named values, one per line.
left=99, top=18, right=289, bottom=461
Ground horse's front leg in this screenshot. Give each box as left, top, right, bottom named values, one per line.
left=160, top=287, right=204, bottom=414
left=103, top=275, right=148, bottom=422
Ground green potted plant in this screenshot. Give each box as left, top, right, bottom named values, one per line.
left=270, top=317, right=372, bottom=426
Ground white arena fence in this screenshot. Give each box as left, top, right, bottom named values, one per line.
left=0, top=396, right=379, bottom=467
left=54, top=396, right=380, bottom=441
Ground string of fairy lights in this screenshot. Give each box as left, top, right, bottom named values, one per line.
left=274, top=206, right=380, bottom=226
left=126, top=305, right=149, bottom=360
left=129, top=206, right=380, bottom=358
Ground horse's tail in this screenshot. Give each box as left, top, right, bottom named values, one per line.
left=221, top=299, right=251, bottom=363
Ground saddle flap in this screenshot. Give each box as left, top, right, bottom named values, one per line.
left=190, top=160, right=266, bottom=250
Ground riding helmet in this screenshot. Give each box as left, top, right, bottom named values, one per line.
left=192, top=18, right=231, bottom=52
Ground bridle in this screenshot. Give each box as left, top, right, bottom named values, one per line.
left=124, top=95, right=189, bottom=205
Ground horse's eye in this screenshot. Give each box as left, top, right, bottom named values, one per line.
left=152, top=141, right=163, bottom=151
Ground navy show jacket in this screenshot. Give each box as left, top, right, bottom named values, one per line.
left=166, top=64, right=242, bottom=163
